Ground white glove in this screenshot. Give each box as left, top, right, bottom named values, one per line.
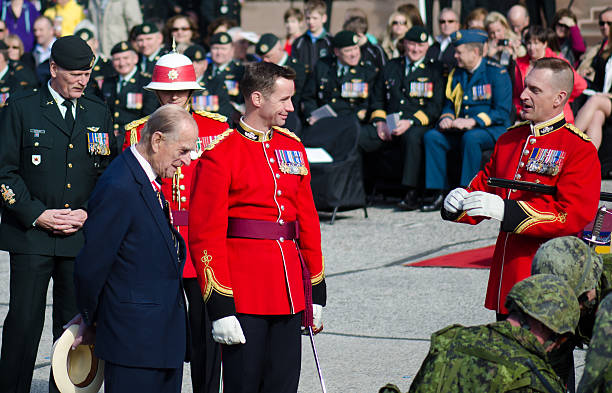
left=212, top=316, right=246, bottom=345
left=313, top=304, right=323, bottom=332
left=443, top=188, right=468, bottom=213
left=463, top=191, right=505, bottom=221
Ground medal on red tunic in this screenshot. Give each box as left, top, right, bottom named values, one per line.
left=275, top=150, right=308, bottom=175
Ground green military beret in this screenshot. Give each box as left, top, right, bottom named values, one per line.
left=133, top=22, right=159, bottom=36
left=184, top=44, right=207, bottom=61
left=74, top=28, right=95, bottom=42
left=404, top=26, right=429, bottom=43
left=256, top=33, right=279, bottom=56
left=332, top=30, right=359, bottom=49
left=210, top=32, right=232, bottom=45
left=51, top=35, right=95, bottom=70
left=111, top=41, right=136, bottom=56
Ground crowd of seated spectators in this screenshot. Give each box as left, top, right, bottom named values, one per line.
left=0, top=0, right=610, bottom=213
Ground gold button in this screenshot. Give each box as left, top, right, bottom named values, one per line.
left=34, top=142, right=39, bottom=147
left=179, top=185, right=185, bottom=191
left=265, top=143, right=270, bottom=148
left=400, top=100, right=404, bottom=104
left=279, top=237, right=284, bottom=242
left=114, top=112, right=119, bottom=117
left=179, top=173, right=185, bottom=180
left=67, top=183, right=71, bottom=188
left=279, top=219, right=284, bottom=225
left=180, top=196, right=187, bottom=202
left=331, top=98, right=336, bottom=103
left=464, top=95, right=468, bottom=99
left=280, top=205, right=285, bottom=211
left=115, top=99, right=120, bottom=105
left=114, top=124, right=119, bottom=129
left=68, top=163, right=72, bottom=168
left=269, top=158, right=275, bottom=163
left=64, top=203, right=70, bottom=208
left=275, top=173, right=280, bottom=179
left=69, top=144, right=74, bottom=148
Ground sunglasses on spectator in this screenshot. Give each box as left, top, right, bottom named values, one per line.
left=8, top=45, right=19, bottom=49
left=172, top=27, right=191, bottom=32
left=0, top=28, right=5, bottom=32
left=391, top=20, right=407, bottom=26
left=599, top=21, right=612, bottom=27
left=439, top=19, right=457, bottom=24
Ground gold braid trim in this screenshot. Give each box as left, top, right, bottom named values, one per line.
left=507, top=120, right=530, bottom=131
left=310, top=256, right=325, bottom=285
left=194, top=110, right=228, bottom=123
left=203, top=128, right=234, bottom=151
left=272, top=126, right=301, bottom=142
left=514, top=201, right=563, bottom=234
left=200, top=250, right=233, bottom=301
left=445, top=68, right=463, bottom=118
left=125, top=116, right=150, bottom=147
left=565, top=123, right=591, bottom=141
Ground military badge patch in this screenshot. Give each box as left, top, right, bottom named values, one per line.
left=275, top=150, right=308, bottom=175
left=224, top=80, right=239, bottom=96
left=29, top=129, right=45, bottom=137
left=1, top=184, right=15, bottom=205
left=192, top=95, right=219, bottom=112
left=31, top=154, right=41, bottom=165
left=472, top=84, right=492, bottom=100
left=341, top=82, right=368, bottom=98
left=526, top=148, right=566, bottom=176
left=126, top=92, right=143, bottom=109
left=87, top=132, right=111, bottom=156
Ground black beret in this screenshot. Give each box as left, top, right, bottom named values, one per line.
left=332, top=30, right=359, bottom=48
left=404, top=26, right=429, bottom=43
left=74, top=28, right=95, bottom=42
left=210, top=32, right=232, bottom=45
left=110, top=41, right=136, bottom=56
left=133, top=22, right=159, bottom=36
left=184, top=44, right=207, bottom=61
left=51, top=35, right=95, bottom=70
left=256, top=33, right=279, bottom=56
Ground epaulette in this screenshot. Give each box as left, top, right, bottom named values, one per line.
left=15, top=65, right=23, bottom=71
left=272, top=126, right=301, bottom=142
left=565, top=123, right=591, bottom=141
left=203, top=128, right=234, bottom=151
left=194, top=110, right=227, bottom=123
left=125, top=116, right=150, bottom=131
left=507, top=120, right=530, bottom=131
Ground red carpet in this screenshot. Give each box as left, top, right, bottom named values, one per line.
left=406, top=245, right=495, bottom=269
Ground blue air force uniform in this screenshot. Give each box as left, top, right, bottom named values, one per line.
left=424, top=30, right=512, bottom=191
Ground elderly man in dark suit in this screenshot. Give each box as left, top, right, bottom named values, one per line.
left=68, top=104, right=198, bottom=393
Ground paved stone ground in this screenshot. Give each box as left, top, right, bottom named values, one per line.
left=2, top=180, right=610, bottom=392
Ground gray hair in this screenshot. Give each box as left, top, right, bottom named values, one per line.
left=140, top=104, right=196, bottom=144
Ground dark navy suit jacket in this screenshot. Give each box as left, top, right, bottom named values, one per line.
left=74, top=147, right=188, bottom=369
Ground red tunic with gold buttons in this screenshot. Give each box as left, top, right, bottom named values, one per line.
left=188, top=120, right=326, bottom=320
left=123, top=110, right=230, bottom=278
left=445, top=113, right=601, bottom=313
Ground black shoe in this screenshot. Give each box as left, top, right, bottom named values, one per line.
left=420, top=192, right=444, bottom=212
left=397, top=189, right=420, bottom=211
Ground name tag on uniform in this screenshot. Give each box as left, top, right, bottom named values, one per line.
left=87, top=132, right=111, bottom=156
left=409, top=81, right=433, bottom=98
left=526, top=147, right=566, bottom=176
left=192, top=95, right=219, bottom=112
left=341, top=82, right=368, bottom=98
left=224, top=80, right=239, bottom=96
left=29, top=128, right=45, bottom=137
left=126, top=92, right=143, bottom=110
left=275, top=150, right=308, bottom=175
left=472, top=84, right=492, bottom=100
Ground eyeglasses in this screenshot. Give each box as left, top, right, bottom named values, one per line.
left=8, top=46, right=19, bottom=49
left=172, top=27, right=191, bottom=32
left=599, top=21, right=612, bottom=27
left=391, top=20, right=407, bottom=26
left=0, top=29, right=5, bottom=32
left=439, top=19, right=457, bottom=24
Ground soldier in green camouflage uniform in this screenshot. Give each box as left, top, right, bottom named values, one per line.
left=407, top=274, right=579, bottom=393
left=577, top=293, right=612, bottom=393
left=531, top=236, right=611, bottom=388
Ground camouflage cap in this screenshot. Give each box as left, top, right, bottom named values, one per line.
left=532, top=236, right=603, bottom=296
left=505, top=274, right=579, bottom=335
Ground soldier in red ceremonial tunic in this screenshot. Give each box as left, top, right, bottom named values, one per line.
left=189, top=62, right=326, bottom=393
left=123, top=52, right=229, bottom=393
left=441, top=58, right=601, bottom=318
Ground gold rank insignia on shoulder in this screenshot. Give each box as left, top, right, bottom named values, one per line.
left=1, top=184, right=16, bottom=205
left=87, top=130, right=111, bottom=156
left=275, top=150, right=308, bottom=175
